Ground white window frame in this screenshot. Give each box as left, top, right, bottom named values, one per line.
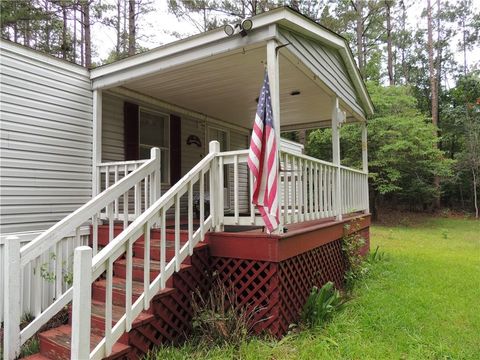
left=139, top=107, right=170, bottom=185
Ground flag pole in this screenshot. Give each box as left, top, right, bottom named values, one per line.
left=266, top=38, right=283, bottom=234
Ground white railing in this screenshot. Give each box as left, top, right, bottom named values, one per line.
left=217, top=148, right=369, bottom=229
left=279, top=149, right=369, bottom=224
left=2, top=149, right=161, bottom=360
left=0, top=229, right=89, bottom=325
left=71, top=142, right=218, bottom=359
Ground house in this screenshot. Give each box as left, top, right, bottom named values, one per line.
left=1, top=7, right=373, bottom=360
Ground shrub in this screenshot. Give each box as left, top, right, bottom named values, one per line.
left=301, top=282, right=344, bottom=329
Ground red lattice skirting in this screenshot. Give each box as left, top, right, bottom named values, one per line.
left=210, top=216, right=370, bottom=338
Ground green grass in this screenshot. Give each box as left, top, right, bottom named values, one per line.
left=146, top=217, right=480, bottom=359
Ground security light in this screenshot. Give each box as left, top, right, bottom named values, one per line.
left=242, top=19, right=253, bottom=31
left=224, top=19, right=253, bottom=37
left=224, top=24, right=235, bottom=36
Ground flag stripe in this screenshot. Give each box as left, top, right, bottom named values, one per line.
left=247, top=72, right=279, bottom=233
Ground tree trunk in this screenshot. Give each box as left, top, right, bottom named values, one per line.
left=385, top=0, right=394, bottom=85
left=116, top=0, right=121, bottom=55
left=128, top=0, right=135, bottom=56
left=355, top=1, right=365, bottom=77
left=427, top=0, right=440, bottom=208
left=62, top=4, right=68, bottom=59
left=83, top=1, right=91, bottom=68
left=80, top=8, right=84, bottom=66
left=473, top=168, right=479, bottom=218
left=73, top=5, right=77, bottom=63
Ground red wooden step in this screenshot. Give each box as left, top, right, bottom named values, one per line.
left=38, top=324, right=130, bottom=360
left=95, top=225, right=189, bottom=247
left=68, top=299, right=154, bottom=338
left=21, top=354, right=51, bottom=360
left=92, top=276, right=176, bottom=307
left=133, top=240, right=208, bottom=261
left=114, top=257, right=193, bottom=282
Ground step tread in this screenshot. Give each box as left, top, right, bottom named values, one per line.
left=94, top=276, right=177, bottom=297
left=39, top=324, right=130, bottom=358
left=90, top=299, right=154, bottom=325
left=115, top=258, right=192, bottom=272
left=21, top=354, right=51, bottom=360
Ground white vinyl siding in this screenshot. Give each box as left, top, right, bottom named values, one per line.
left=0, top=41, right=93, bottom=234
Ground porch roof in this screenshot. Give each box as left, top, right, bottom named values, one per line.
left=90, top=7, right=373, bottom=130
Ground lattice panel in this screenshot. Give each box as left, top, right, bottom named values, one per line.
left=212, top=238, right=348, bottom=338
left=126, top=245, right=213, bottom=357
left=277, top=239, right=346, bottom=336
left=211, top=257, right=280, bottom=335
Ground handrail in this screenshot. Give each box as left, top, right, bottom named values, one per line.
left=3, top=149, right=161, bottom=360
left=280, top=148, right=367, bottom=175
left=21, top=151, right=160, bottom=266
left=71, top=142, right=219, bottom=360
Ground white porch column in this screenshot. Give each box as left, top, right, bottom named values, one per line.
left=92, top=89, right=102, bottom=197
left=361, top=121, right=370, bottom=213
left=331, top=97, right=342, bottom=221
left=267, top=38, right=283, bottom=233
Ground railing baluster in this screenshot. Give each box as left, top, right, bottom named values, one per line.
left=314, top=162, right=318, bottom=219
left=144, top=222, right=151, bottom=309
left=309, top=161, right=313, bottom=220
left=105, top=165, right=109, bottom=191
left=126, top=237, right=133, bottom=331
left=200, top=169, right=205, bottom=239
left=188, top=181, right=194, bottom=255
left=249, top=170, right=255, bottom=224
left=218, top=156, right=224, bottom=230
left=123, top=191, right=128, bottom=230
left=55, top=241, right=62, bottom=298
left=92, top=214, right=98, bottom=255
left=292, top=156, right=297, bottom=223
left=160, top=208, right=166, bottom=289
left=283, top=153, right=289, bottom=225
left=108, top=202, right=114, bottom=244
left=134, top=163, right=141, bottom=218
left=175, top=194, right=181, bottom=271
left=105, top=258, right=113, bottom=356
left=114, top=165, right=119, bottom=218
left=144, top=175, right=149, bottom=212
left=234, top=155, right=239, bottom=224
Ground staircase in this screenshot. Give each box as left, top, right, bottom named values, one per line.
left=23, top=224, right=212, bottom=359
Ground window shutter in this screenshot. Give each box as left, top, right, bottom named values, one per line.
left=124, top=102, right=139, bottom=160
left=170, top=114, right=181, bottom=183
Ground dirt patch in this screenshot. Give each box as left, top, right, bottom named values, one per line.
left=373, top=209, right=473, bottom=227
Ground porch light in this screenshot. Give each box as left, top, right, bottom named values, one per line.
left=224, top=19, right=253, bottom=37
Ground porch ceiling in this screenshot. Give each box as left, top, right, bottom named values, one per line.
left=122, top=46, right=341, bottom=131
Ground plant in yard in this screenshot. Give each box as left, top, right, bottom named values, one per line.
left=189, top=279, right=259, bottom=346
left=342, top=220, right=369, bottom=289
left=301, top=282, right=345, bottom=329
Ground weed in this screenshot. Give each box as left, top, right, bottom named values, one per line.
left=301, top=282, right=345, bottom=329
left=342, top=220, right=368, bottom=289
left=190, top=279, right=260, bottom=346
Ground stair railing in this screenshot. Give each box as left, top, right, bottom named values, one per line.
left=71, top=141, right=219, bottom=360
left=2, top=148, right=161, bottom=360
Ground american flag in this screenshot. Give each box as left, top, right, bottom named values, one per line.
left=247, top=72, right=279, bottom=233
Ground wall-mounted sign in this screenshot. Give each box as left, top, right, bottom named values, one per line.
left=186, top=134, right=202, bottom=147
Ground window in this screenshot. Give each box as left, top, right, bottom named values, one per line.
left=139, top=109, right=170, bottom=184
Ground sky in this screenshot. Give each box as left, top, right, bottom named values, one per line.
left=91, top=0, right=480, bottom=76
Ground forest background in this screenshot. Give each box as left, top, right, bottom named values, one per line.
left=1, top=0, right=479, bottom=219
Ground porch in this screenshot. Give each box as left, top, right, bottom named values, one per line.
left=2, top=8, right=374, bottom=360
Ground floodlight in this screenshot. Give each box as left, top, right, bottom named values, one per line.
left=224, top=24, right=235, bottom=36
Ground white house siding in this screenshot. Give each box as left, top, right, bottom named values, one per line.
left=0, top=41, right=93, bottom=234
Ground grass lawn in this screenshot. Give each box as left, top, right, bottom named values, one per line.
left=147, top=216, right=480, bottom=359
